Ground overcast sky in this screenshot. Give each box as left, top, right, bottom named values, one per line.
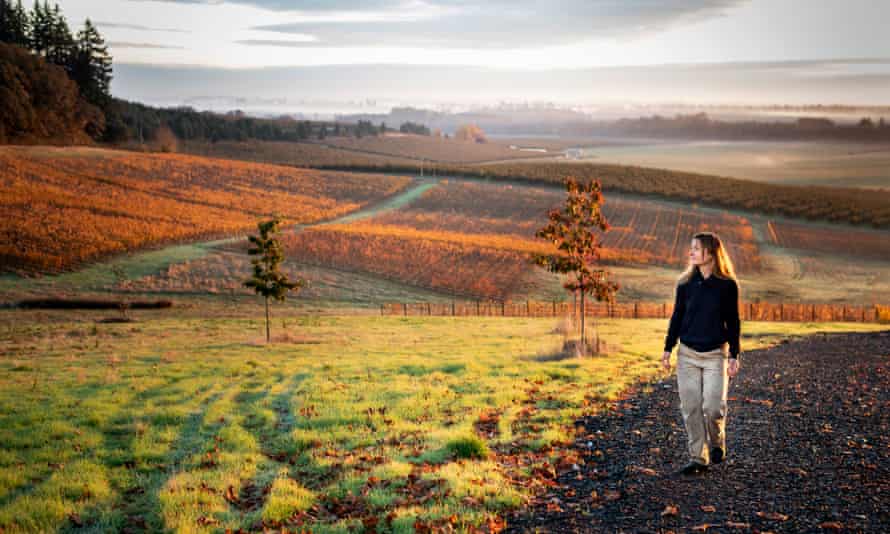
left=57, top=0, right=890, bottom=109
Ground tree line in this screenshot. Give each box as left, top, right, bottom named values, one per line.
left=0, top=0, right=111, bottom=110
left=562, top=112, right=890, bottom=142
left=2, top=1, right=438, bottom=145
left=103, top=101, right=432, bottom=145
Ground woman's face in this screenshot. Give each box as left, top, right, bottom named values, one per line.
left=689, top=238, right=711, bottom=267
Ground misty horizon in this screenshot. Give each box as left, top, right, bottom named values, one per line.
left=51, top=0, right=890, bottom=113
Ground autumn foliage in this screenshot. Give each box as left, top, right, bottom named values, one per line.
left=213, top=180, right=762, bottom=301
left=765, top=220, right=890, bottom=261
left=0, top=42, right=103, bottom=144
left=0, top=146, right=411, bottom=275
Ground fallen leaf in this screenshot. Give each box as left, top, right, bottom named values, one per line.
left=701, top=505, right=716, bottom=513
left=691, top=524, right=711, bottom=531
left=224, top=485, right=238, bottom=506
left=819, top=522, right=844, bottom=530
left=627, top=465, right=658, bottom=476
left=487, top=514, right=506, bottom=533
left=362, top=515, right=379, bottom=530
left=756, top=511, right=789, bottom=521
left=661, top=505, right=679, bottom=517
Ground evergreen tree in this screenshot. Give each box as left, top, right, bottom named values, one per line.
left=0, top=1, right=31, bottom=49
left=243, top=216, right=306, bottom=342
left=0, top=0, right=11, bottom=42
left=12, top=0, right=28, bottom=46
left=46, top=3, right=72, bottom=68
left=29, top=0, right=50, bottom=55
left=71, top=17, right=112, bottom=108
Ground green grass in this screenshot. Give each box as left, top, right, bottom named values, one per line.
left=0, top=311, right=885, bottom=533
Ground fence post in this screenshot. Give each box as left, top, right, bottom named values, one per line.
left=427, top=302, right=431, bottom=316
left=553, top=300, right=556, bottom=317
left=502, top=301, right=505, bottom=316
left=452, top=300, right=455, bottom=316
left=843, top=304, right=847, bottom=322
left=634, top=302, right=638, bottom=319
left=476, top=300, right=480, bottom=316
left=403, top=303, right=407, bottom=316
left=527, top=300, right=530, bottom=316
left=380, top=304, right=384, bottom=316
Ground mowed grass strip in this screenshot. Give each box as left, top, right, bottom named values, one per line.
left=0, top=315, right=884, bottom=532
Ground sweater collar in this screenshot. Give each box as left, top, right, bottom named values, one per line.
left=693, top=267, right=715, bottom=285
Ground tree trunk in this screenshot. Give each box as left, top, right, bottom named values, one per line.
left=573, top=289, right=578, bottom=325
left=580, top=290, right=586, bottom=354
left=265, top=296, right=271, bottom=342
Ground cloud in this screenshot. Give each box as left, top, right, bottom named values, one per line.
left=108, top=41, right=187, bottom=49
left=111, top=57, right=890, bottom=109
left=137, top=0, right=749, bottom=48
left=130, top=0, right=403, bottom=10
left=95, top=21, right=191, bottom=33
left=235, top=38, right=318, bottom=46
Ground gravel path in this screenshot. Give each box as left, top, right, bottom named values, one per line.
left=504, top=329, right=890, bottom=533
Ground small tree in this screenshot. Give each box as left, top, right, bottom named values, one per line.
left=243, top=216, right=306, bottom=342
left=532, top=177, right=619, bottom=355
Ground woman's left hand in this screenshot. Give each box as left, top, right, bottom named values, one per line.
left=728, top=359, right=740, bottom=377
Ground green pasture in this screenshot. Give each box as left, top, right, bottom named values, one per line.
left=0, top=311, right=886, bottom=533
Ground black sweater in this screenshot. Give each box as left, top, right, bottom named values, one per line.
left=664, top=267, right=741, bottom=359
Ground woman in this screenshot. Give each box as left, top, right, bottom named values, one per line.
left=662, top=231, right=741, bottom=476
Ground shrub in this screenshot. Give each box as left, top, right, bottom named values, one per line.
left=446, top=435, right=490, bottom=460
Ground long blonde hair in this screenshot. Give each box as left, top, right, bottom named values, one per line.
left=677, top=232, right=739, bottom=286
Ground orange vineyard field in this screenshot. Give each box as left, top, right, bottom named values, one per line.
left=0, top=146, right=412, bottom=275
left=469, top=162, right=890, bottom=229
left=179, top=139, right=419, bottom=168
left=150, top=180, right=764, bottom=301
left=765, top=220, right=890, bottom=261
left=182, top=139, right=890, bottom=229
left=367, top=180, right=763, bottom=273
left=307, top=133, right=557, bottom=163
left=107, top=176, right=890, bottom=303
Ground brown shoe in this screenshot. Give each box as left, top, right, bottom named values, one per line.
left=710, top=447, right=725, bottom=464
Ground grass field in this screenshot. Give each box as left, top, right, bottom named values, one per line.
left=1, top=306, right=885, bottom=533
left=571, top=139, right=890, bottom=191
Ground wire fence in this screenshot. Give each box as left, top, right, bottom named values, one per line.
left=381, top=300, right=890, bottom=323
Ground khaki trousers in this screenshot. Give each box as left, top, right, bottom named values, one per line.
left=677, top=341, right=729, bottom=465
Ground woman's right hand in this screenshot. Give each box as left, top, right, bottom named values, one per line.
left=662, top=350, right=672, bottom=372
